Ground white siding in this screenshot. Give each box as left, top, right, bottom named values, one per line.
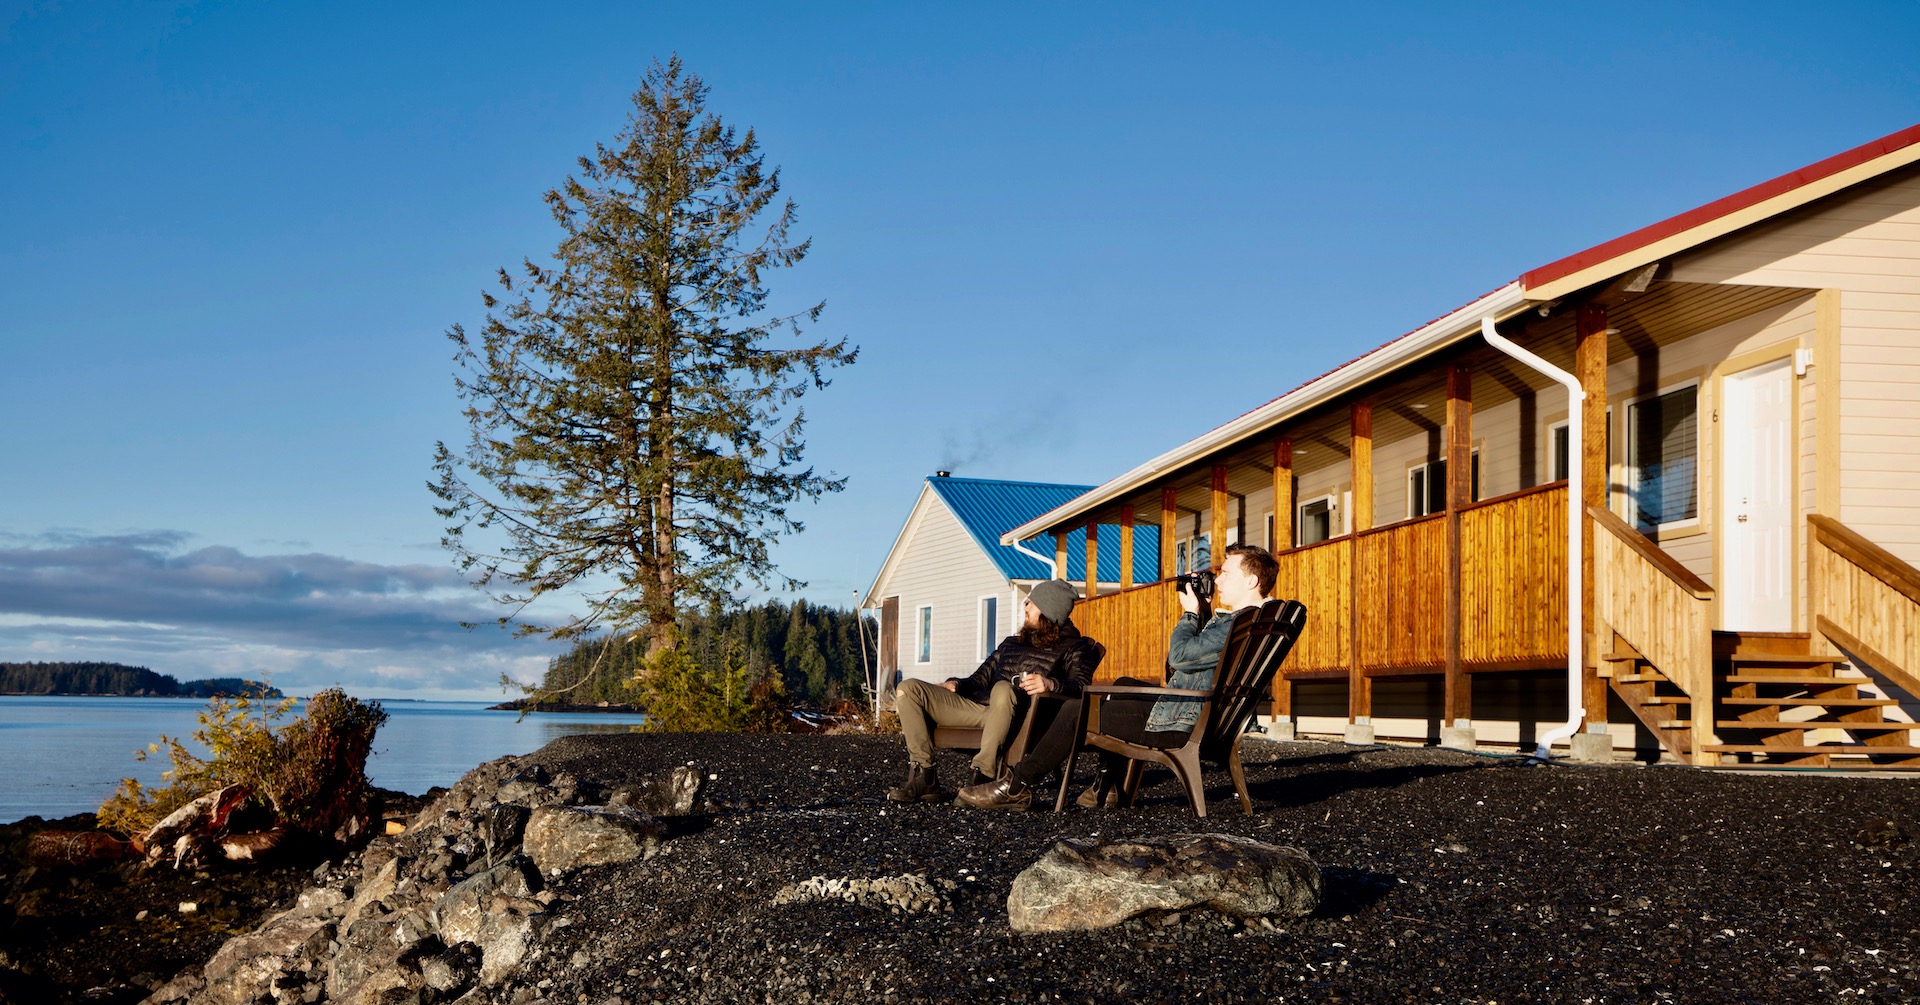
left=1672, top=167, right=1920, bottom=565
left=870, top=493, right=1013, bottom=684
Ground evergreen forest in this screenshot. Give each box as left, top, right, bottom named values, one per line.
left=534, top=600, right=873, bottom=709
left=0, top=661, right=281, bottom=698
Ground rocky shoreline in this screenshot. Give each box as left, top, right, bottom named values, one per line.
left=4, top=734, right=1918, bottom=1004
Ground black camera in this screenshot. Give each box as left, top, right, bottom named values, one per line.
left=1173, top=570, right=1215, bottom=601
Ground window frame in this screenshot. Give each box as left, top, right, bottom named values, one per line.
left=914, top=604, right=933, bottom=665
left=1623, top=379, right=1703, bottom=533
left=975, top=594, right=999, bottom=661
left=1406, top=449, right=1480, bottom=519
left=1296, top=494, right=1337, bottom=547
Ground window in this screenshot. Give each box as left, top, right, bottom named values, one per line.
left=915, top=605, right=932, bottom=664
left=1406, top=451, right=1480, bottom=518
left=1549, top=420, right=1570, bottom=483
left=1175, top=533, right=1211, bottom=575
left=1297, top=496, right=1334, bottom=546
left=1626, top=383, right=1699, bottom=531
left=977, top=596, right=998, bottom=660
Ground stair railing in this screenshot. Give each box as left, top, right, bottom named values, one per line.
left=1808, top=514, right=1920, bottom=699
left=1590, top=505, right=1718, bottom=764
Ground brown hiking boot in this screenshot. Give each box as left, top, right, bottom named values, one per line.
left=956, top=772, right=1032, bottom=811
left=1075, top=783, right=1121, bottom=809
left=886, top=764, right=947, bottom=803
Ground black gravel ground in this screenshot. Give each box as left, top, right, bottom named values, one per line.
left=7, top=735, right=1919, bottom=1004
left=513, top=734, right=1920, bottom=1005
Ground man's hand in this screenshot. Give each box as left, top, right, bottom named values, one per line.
left=939, top=679, right=959, bottom=692
left=1176, top=583, right=1201, bottom=614
left=1018, top=673, right=1053, bottom=697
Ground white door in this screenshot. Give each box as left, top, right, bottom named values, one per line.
left=1720, top=358, right=1794, bottom=630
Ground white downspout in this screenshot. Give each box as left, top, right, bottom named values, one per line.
left=1010, top=537, right=1059, bottom=581
left=1480, top=317, right=1587, bottom=760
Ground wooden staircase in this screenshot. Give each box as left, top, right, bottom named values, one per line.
left=1608, top=630, right=1920, bottom=769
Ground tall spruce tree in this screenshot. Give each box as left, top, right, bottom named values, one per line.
left=433, top=57, right=855, bottom=654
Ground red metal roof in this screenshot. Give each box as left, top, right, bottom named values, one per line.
left=1521, top=122, right=1920, bottom=293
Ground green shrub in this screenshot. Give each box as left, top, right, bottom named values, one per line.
left=632, top=644, right=789, bottom=733
left=99, top=688, right=389, bottom=840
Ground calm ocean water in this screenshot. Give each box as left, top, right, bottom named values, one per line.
left=0, top=695, right=648, bottom=823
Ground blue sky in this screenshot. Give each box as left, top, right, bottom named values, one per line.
left=3, top=1, right=1917, bottom=699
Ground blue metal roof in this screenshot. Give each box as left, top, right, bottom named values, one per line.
left=928, top=476, right=1163, bottom=584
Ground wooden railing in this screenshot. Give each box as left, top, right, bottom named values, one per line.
left=1462, top=485, right=1569, bottom=667
left=1356, top=514, right=1446, bottom=670
left=1074, top=483, right=1574, bottom=682
left=1272, top=536, right=1351, bottom=673
left=1809, top=514, right=1920, bottom=698
left=1591, top=504, right=1716, bottom=763
left=1074, top=579, right=1178, bottom=684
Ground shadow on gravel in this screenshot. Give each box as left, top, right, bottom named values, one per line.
left=663, top=814, right=717, bottom=839
left=1246, top=762, right=1480, bottom=810
left=1315, top=865, right=1399, bottom=917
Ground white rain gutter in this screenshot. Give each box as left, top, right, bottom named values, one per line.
left=1479, top=316, right=1585, bottom=760
left=1009, top=538, right=1059, bottom=581
left=999, top=282, right=1530, bottom=546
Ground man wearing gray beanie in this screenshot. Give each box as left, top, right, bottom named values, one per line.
left=886, top=579, right=1103, bottom=803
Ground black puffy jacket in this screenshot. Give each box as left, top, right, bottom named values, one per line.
left=949, top=620, right=1102, bottom=702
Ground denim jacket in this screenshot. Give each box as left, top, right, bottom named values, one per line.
left=1145, top=607, right=1240, bottom=732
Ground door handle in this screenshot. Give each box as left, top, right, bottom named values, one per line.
left=1737, top=515, right=1748, bottom=523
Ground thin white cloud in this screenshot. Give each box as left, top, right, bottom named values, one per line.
left=0, top=531, right=564, bottom=699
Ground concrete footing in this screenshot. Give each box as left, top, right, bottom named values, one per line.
left=1569, top=730, right=1615, bottom=763
left=1439, top=725, right=1477, bottom=751
left=1265, top=720, right=1296, bottom=742
left=1343, top=722, right=1376, bottom=746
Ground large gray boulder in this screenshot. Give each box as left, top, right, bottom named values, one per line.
left=181, top=910, right=333, bottom=1005
left=432, top=856, right=543, bottom=946
left=1007, top=832, right=1322, bottom=932
left=522, top=804, right=665, bottom=874
left=608, top=763, right=707, bottom=816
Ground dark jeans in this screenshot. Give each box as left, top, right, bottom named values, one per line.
left=1011, top=677, right=1191, bottom=787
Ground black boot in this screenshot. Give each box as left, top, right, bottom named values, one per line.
left=886, top=763, right=947, bottom=803
left=956, top=771, right=1032, bottom=811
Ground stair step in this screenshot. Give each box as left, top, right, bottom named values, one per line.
left=1715, top=720, right=1918, bottom=731
left=1722, top=674, right=1865, bottom=685
left=1639, top=697, right=1692, bottom=706
left=1705, top=744, right=1920, bottom=756
left=1617, top=673, right=1672, bottom=685
left=1720, top=697, right=1897, bottom=708
left=1721, top=655, right=1839, bottom=668
left=1602, top=651, right=1647, bottom=663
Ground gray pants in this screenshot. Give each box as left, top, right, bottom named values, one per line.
left=896, top=678, right=1022, bottom=776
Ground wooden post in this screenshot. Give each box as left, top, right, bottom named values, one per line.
left=1160, top=486, right=1178, bottom=581
left=1445, top=364, right=1472, bottom=727
left=1054, top=532, right=1069, bottom=584
left=1576, top=305, right=1609, bottom=730
left=1273, top=438, right=1294, bottom=550
left=1211, top=464, right=1229, bottom=570
left=1084, top=520, right=1099, bottom=599
left=1119, top=507, right=1135, bottom=589
left=1349, top=400, right=1374, bottom=724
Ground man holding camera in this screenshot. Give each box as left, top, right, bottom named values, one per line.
left=885, top=579, right=1101, bottom=803
left=956, top=542, right=1279, bottom=810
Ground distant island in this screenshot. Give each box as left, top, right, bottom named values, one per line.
left=0, top=661, right=282, bottom=699
left=487, top=697, right=644, bottom=713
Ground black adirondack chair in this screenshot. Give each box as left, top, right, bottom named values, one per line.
left=1051, top=600, right=1307, bottom=817
left=933, top=641, right=1104, bottom=767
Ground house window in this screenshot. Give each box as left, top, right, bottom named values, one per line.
left=1175, top=533, right=1211, bottom=575
left=1549, top=420, right=1570, bottom=483
left=1407, top=451, right=1480, bottom=518
left=1297, top=496, right=1334, bottom=546
left=915, top=605, right=933, bottom=664
left=1626, top=383, right=1699, bottom=531
left=977, top=596, right=998, bottom=660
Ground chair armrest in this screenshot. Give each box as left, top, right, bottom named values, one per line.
left=1083, top=684, right=1211, bottom=698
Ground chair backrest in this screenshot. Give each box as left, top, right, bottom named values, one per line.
left=1197, top=599, right=1308, bottom=759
